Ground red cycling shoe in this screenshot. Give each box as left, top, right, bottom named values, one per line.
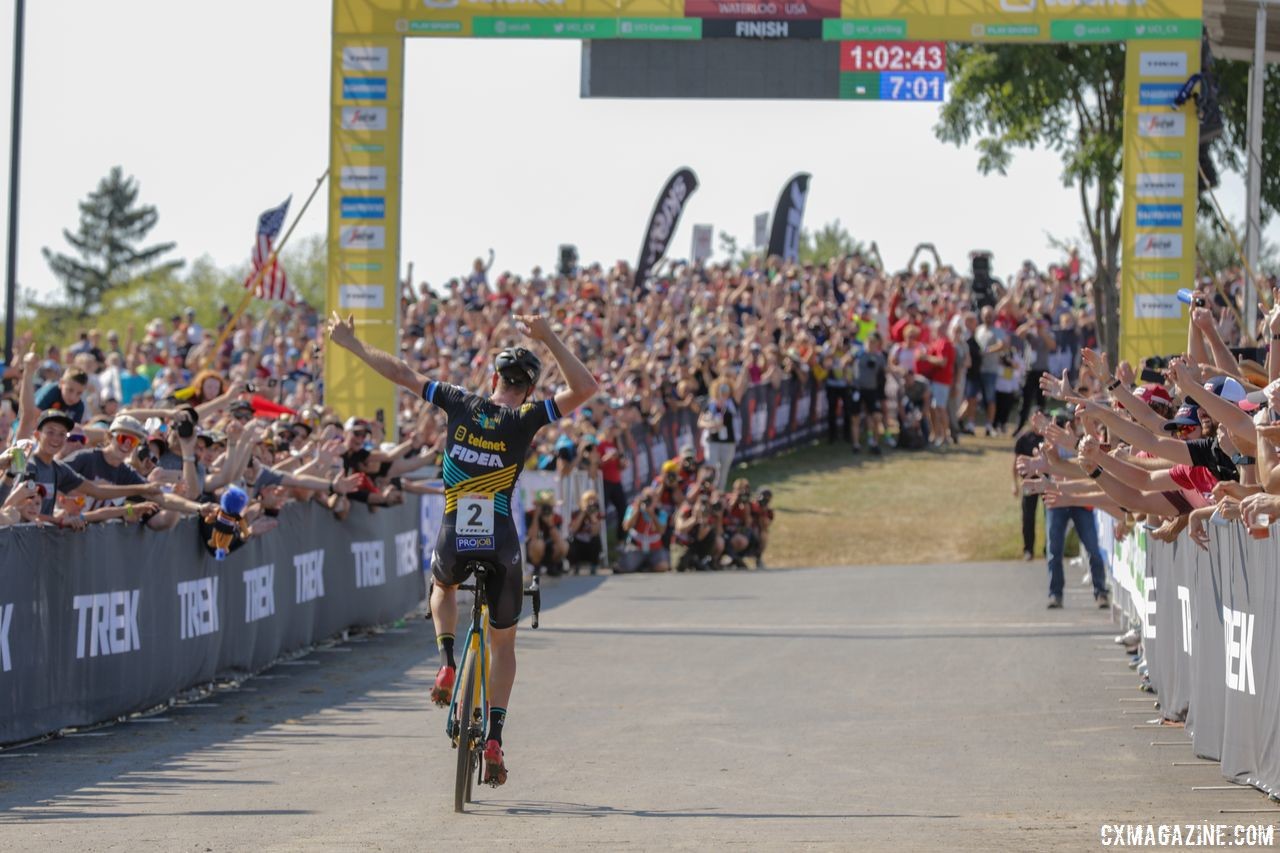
left=483, top=739, right=508, bottom=786
left=430, top=665, right=455, bottom=707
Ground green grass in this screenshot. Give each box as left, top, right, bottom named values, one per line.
left=730, top=435, right=1040, bottom=568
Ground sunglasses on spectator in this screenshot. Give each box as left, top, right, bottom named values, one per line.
left=351, top=429, right=369, bottom=437
left=232, top=410, right=253, bottom=421
left=114, top=433, right=140, bottom=451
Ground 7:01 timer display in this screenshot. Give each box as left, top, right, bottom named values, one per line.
left=882, top=71, right=945, bottom=102
left=840, top=40, right=945, bottom=72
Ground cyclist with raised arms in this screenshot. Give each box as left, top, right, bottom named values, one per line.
left=327, top=311, right=596, bottom=786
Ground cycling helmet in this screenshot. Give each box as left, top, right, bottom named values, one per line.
left=494, top=346, right=541, bottom=387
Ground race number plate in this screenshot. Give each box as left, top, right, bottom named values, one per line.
left=457, top=494, right=495, bottom=536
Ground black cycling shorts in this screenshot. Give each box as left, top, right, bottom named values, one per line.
left=857, top=390, right=883, bottom=415
left=431, top=524, right=524, bottom=630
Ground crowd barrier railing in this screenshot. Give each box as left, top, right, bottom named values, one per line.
left=1100, top=515, right=1280, bottom=797
left=1, top=499, right=425, bottom=745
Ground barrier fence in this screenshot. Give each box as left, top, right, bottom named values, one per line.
left=1100, top=516, right=1280, bottom=797
left=618, top=377, right=827, bottom=493
left=0, top=499, right=425, bottom=745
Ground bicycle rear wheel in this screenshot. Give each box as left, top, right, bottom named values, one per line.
left=453, top=650, right=478, bottom=813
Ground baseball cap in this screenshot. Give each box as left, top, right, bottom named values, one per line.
left=1135, top=384, right=1173, bottom=406
left=679, top=444, right=696, bottom=459
left=229, top=399, right=254, bottom=413
left=661, top=460, right=680, bottom=475
left=343, top=416, right=369, bottom=432
left=37, top=409, right=76, bottom=431
left=1163, top=404, right=1201, bottom=431
left=1200, top=375, right=1261, bottom=412
left=1244, top=378, right=1280, bottom=408
left=109, top=414, right=147, bottom=441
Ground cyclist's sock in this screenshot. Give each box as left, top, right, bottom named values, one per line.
left=436, top=634, right=456, bottom=669
left=488, top=707, right=506, bottom=745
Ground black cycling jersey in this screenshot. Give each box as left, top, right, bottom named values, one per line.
left=422, top=379, right=562, bottom=628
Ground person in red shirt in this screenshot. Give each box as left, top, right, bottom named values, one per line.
left=596, top=421, right=628, bottom=540
left=918, top=318, right=956, bottom=448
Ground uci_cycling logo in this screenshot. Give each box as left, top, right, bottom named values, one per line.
left=456, top=536, right=494, bottom=551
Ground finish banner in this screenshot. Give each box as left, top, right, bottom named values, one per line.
left=634, top=167, right=700, bottom=293
left=766, top=172, right=811, bottom=263
left=0, top=501, right=425, bottom=745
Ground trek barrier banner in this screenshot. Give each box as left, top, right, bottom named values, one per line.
left=765, top=172, right=810, bottom=264
left=0, top=500, right=425, bottom=745
left=633, top=166, right=699, bottom=293
left=1109, top=524, right=1280, bottom=797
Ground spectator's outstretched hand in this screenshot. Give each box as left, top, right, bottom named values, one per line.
left=1188, top=510, right=1211, bottom=550
left=332, top=472, right=362, bottom=495
left=1039, top=368, right=1069, bottom=399
left=1116, top=360, right=1136, bottom=387
left=1191, top=307, right=1215, bottom=332
left=1081, top=349, right=1110, bottom=384
left=327, top=312, right=358, bottom=350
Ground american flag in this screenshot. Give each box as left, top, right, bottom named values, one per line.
left=243, top=197, right=291, bottom=301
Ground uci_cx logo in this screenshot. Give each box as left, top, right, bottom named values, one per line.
left=456, top=536, right=494, bottom=551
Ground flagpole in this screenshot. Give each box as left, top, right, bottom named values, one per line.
left=200, top=168, right=330, bottom=372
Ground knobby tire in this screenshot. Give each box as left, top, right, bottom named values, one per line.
left=453, top=651, right=478, bottom=813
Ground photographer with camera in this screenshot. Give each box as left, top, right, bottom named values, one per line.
left=674, top=479, right=725, bottom=571
left=721, top=478, right=758, bottom=569
left=524, top=489, right=568, bottom=577
left=753, top=488, right=774, bottom=569
left=566, top=489, right=605, bottom=575
left=618, top=485, right=670, bottom=573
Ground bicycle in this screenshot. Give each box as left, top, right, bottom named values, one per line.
left=444, top=560, right=541, bottom=813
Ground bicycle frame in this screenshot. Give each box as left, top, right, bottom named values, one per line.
left=446, top=566, right=490, bottom=744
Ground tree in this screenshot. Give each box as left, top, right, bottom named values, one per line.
left=799, top=219, right=863, bottom=265
left=1197, top=215, right=1279, bottom=277
left=1210, top=60, right=1280, bottom=223
left=938, top=45, right=1280, bottom=362
left=42, top=166, right=183, bottom=316
left=937, top=43, right=1127, bottom=360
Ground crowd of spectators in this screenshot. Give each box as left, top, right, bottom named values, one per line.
left=20, top=243, right=1257, bottom=576
left=1011, top=278, right=1280, bottom=623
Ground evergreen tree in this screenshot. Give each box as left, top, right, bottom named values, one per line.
left=42, top=166, right=183, bottom=316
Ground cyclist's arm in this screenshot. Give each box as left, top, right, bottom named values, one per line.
left=524, top=317, right=597, bottom=414
left=327, top=313, right=428, bottom=394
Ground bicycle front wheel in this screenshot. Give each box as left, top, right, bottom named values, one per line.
left=453, top=650, right=478, bottom=813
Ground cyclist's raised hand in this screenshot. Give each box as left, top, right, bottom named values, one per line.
left=327, top=312, right=359, bottom=350
left=513, top=314, right=553, bottom=343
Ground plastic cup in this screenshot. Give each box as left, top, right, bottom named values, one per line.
left=1249, top=513, right=1272, bottom=540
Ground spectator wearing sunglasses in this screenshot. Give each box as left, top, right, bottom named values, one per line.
left=8, top=411, right=162, bottom=529
left=62, top=415, right=207, bottom=525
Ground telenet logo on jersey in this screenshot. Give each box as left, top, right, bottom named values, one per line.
left=453, top=426, right=508, bottom=454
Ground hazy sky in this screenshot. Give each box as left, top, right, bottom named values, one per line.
left=0, top=1, right=1270, bottom=303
